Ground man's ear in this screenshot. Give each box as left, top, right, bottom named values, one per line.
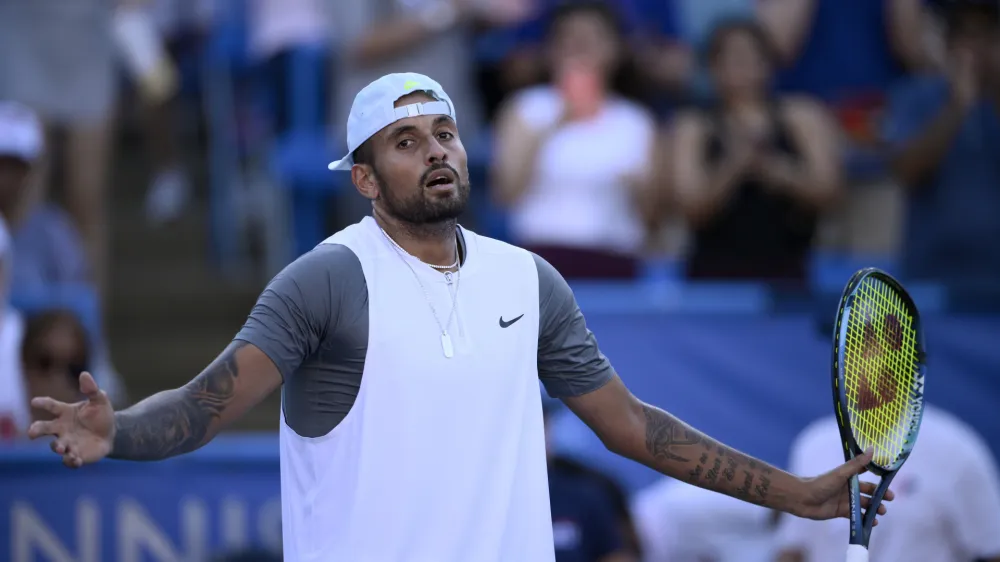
left=351, top=164, right=380, bottom=201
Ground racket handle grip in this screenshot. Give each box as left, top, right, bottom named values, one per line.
left=845, top=544, right=869, bottom=562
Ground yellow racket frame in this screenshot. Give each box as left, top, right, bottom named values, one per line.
left=832, top=268, right=926, bottom=475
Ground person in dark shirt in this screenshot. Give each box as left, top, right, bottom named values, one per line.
left=545, top=400, right=636, bottom=562
left=882, top=0, right=1000, bottom=289
left=669, top=19, right=842, bottom=284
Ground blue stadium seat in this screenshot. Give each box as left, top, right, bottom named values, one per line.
left=267, top=44, right=344, bottom=258
left=271, top=130, right=347, bottom=258
left=638, top=257, right=683, bottom=284
left=465, top=129, right=511, bottom=240
left=203, top=0, right=252, bottom=71
left=809, top=252, right=900, bottom=292
left=203, top=0, right=253, bottom=271
left=10, top=284, right=101, bottom=342
left=271, top=131, right=341, bottom=188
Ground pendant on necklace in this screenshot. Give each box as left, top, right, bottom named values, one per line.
left=441, top=331, right=454, bottom=358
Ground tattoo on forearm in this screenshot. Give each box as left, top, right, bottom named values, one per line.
left=643, top=404, right=703, bottom=463
left=737, top=471, right=754, bottom=497
left=641, top=404, right=777, bottom=506
left=705, top=456, right=722, bottom=485
left=755, top=473, right=772, bottom=501
left=109, top=342, right=246, bottom=461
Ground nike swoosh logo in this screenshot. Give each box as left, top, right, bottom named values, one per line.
left=499, top=314, right=524, bottom=328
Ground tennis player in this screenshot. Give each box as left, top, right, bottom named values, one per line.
left=775, top=404, right=1000, bottom=562
left=29, top=72, right=892, bottom=562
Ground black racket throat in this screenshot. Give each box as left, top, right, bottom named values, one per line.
left=850, top=469, right=897, bottom=547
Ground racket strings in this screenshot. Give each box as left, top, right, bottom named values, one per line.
left=842, top=278, right=920, bottom=468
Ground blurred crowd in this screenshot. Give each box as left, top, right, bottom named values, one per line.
left=0, top=0, right=999, bottom=560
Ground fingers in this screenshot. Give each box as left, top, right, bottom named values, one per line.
left=26, top=419, right=85, bottom=468
left=857, top=448, right=874, bottom=468
left=857, top=481, right=895, bottom=502
left=61, top=453, right=83, bottom=469
left=28, top=420, right=53, bottom=439
left=859, top=495, right=889, bottom=515
left=78, top=372, right=108, bottom=404
left=843, top=448, right=874, bottom=475
left=30, top=396, right=70, bottom=418
left=47, top=438, right=83, bottom=468
left=39, top=433, right=81, bottom=467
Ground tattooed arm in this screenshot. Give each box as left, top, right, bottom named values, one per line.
left=109, top=245, right=355, bottom=460
left=534, top=252, right=800, bottom=511
left=563, top=375, right=888, bottom=521
left=563, top=375, right=803, bottom=514
left=30, top=246, right=346, bottom=468
left=109, top=342, right=282, bottom=460
left=534, top=255, right=883, bottom=521
left=28, top=341, right=284, bottom=467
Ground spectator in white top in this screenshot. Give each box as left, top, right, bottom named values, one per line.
left=248, top=0, right=330, bottom=61
left=493, top=1, right=662, bottom=279
left=31, top=72, right=893, bottom=561
left=0, top=214, right=28, bottom=441
left=633, top=477, right=777, bottom=562
left=775, top=404, right=1000, bottom=562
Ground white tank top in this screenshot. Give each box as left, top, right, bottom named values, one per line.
left=278, top=217, right=555, bottom=561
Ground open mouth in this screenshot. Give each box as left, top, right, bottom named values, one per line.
left=424, top=169, right=456, bottom=189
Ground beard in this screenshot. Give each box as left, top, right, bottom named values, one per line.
left=376, top=163, right=470, bottom=226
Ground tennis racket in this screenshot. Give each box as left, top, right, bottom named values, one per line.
left=831, top=268, right=927, bottom=562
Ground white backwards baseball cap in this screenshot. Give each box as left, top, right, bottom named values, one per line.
left=0, top=101, right=43, bottom=163
left=328, top=72, right=457, bottom=171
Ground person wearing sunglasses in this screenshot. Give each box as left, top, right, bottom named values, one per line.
left=20, top=310, right=89, bottom=423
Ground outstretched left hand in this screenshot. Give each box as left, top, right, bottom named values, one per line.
left=794, top=448, right=895, bottom=523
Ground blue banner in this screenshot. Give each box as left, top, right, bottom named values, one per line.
left=1, top=436, right=281, bottom=562
left=3, top=313, right=999, bottom=561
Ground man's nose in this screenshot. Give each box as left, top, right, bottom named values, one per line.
left=425, top=138, right=448, bottom=166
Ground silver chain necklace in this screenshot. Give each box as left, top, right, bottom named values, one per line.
left=379, top=226, right=461, bottom=358
left=382, top=231, right=459, bottom=271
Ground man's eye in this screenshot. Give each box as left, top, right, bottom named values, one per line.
left=397, top=139, right=413, bottom=149
left=438, top=132, right=454, bottom=141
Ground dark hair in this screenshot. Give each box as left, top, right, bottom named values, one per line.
left=930, top=0, right=1000, bottom=15
left=703, top=17, right=778, bottom=66
left=21, top=309, right=91, bottom=382
left=352, top=138, right=376, bottom=168
left=544, top=0, right=646, bottom=102
left=545, top=0, right=627, bottom=39
left=939, top=0, right=1000, bottom=41
left=549, top=455, right=643, bottom=556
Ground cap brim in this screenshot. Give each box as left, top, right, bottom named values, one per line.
left=328, top=155, right=353, bottom=171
